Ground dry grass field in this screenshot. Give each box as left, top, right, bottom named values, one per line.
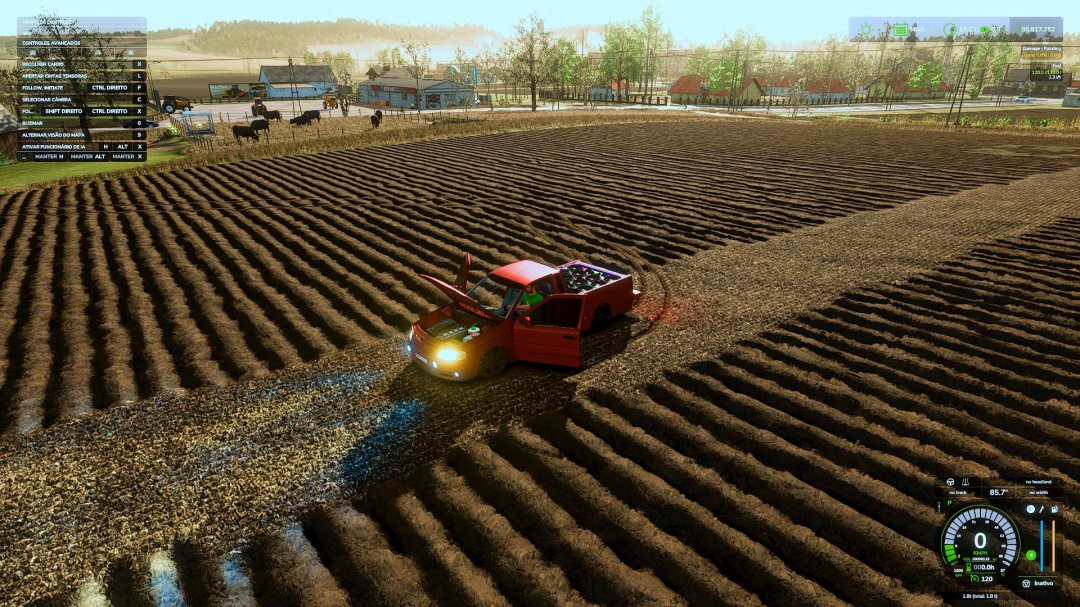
left=1, top=119, right=1079, bottom=604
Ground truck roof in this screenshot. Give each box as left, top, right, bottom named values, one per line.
left=490, top=260, right=558, bottom=286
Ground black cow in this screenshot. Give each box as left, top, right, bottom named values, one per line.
left=232, top=125, right=260, bottom=144
left=374, top=109, right=383, bottom=121
left=289, top=115, right=312, bottom=127
left=250, top=119, right=270, bottom=136
left=301, top=109, right=321, bottom=123
left=370, top=115, right=382, bottom=128
left=260, top=109, right=282, bottom=121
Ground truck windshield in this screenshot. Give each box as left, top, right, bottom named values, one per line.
left=466, top=275, right=521, bottom=319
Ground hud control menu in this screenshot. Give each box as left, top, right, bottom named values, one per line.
left=936, top=476, right=1065, bottom=604
left=16, top=16, right=148, bottom=163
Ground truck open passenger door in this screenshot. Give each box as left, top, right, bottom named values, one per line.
left=456, top=253, right=471, bottom=291
left=512, top=294, right=585, bottom=367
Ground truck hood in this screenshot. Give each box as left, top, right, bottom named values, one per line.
left=418, top=274, right=499, bottom=321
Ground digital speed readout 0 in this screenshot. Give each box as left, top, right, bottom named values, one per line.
left=936, top=476, right=1064, bottom=604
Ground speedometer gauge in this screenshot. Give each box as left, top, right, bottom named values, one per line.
left=941, top=505, right=1020, bottom=584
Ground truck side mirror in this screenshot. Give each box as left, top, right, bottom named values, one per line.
left=522, top=317, right=532, bottom=328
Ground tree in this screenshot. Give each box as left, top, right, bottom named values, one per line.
left=326, top=51, right=356, bottom=116
left=511, top=13, right=551, bottom=111
left=636, top=5, right=673, bottom=102
left=686, top=45, right=720, bottom=77
left=908, top=60, right=943, bottom=100
left=401, top=38, right=430, bottom=113
left=374, top=46, right=405, bottom=68
left=787, top=81, right=809, bottom=117
left=472, top=49, right=497, bottom=108
left=27, top=14, right=130, bottom=143
left=0, top=65, right=23, bottom=118
left=545, top=37, right=577, bottom=109
left=599, top=22, right=641, bottom=101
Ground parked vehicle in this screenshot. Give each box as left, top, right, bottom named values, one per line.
left=408, top=254, right=641, bottom=380
left=1015, top=95, right=1032, bottom=103
left=160, top=95, right=193, bottom=114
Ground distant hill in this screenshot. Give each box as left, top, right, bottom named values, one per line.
left=167, top=19, right=496, bottom=58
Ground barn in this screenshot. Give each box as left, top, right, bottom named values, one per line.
left=804, top=79, right=852, bottom=103
left=668, top=75, right=707, bottom=105
left=356, top=77, right=475, bottom=110
left=258, top=65, right=337, bottom=100
left=1064, top=93, right=1080, bottom=108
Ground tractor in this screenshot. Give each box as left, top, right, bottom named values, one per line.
left=161, top=95, right=193, bottom=114
left=251, top=96, right=267, bottom=116
left=323, top=92, right=339, bottom=110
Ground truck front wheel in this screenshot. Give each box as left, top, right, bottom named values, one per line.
left=477, top=347, right=508, bottom=378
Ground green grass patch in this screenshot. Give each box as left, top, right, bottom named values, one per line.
left=0, top=145, right=187, bottom=189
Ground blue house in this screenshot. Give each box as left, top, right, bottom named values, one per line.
left=258, top=65, right=337, bottom=99
left=356, top=77, right=475, bottom=109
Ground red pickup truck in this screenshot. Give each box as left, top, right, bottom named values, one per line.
left=408, top=254, right=641, bottom=380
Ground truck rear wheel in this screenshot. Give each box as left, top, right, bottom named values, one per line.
left=477, top=347, right=508, bottom=378
left=589, top=304, right=613, bottom=332
left=164, top=104, right=175, bottom=114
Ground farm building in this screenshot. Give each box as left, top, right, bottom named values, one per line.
left=992, top=68, right=1074, bottom=98
left=258, top=65, right=337, bottom=99
left=707, top=78, right=764, bottom=105
left=668, top=75, right=707, bottom=105
left=804, top=79, right=852, bottom=103
left=589, top=81, right=628, bottom=101
left=1067, top=80, right=1080, bottom=95
left=365, top=65, right=421, bottom=80
left=356, top=77, right=475, bottom=109
left=1064, top=93, right=1080, bottom=108
left=757, top=74, right=796, bottom=97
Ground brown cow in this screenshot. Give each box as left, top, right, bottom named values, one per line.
left=232, top=125, right=260, bottom=144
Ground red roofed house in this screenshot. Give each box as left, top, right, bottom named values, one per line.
left=668, top=75, right=708, bottom=105
left=803, top=78, right=852, bottom=103
left=589, top=80, right=628, bottom=101
left=756, top=74, right=796, bottom=97
left=707, top=78, right=764, bottom=104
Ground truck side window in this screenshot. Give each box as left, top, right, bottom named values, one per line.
left=526, top=298, right=582, bottom=328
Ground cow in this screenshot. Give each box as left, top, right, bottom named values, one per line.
left=232, top=125, right=260, bottom=144
left=250, top=119, right=270, bottom=136
left=374, top=109, right=383, bottom=121
left=370, top=114, right=382, bottom=128
left=289, top=115, right=312, bottom=127
left=258, top=108, right=282, bottom=121
left=301, top=109, right=321, bottom=123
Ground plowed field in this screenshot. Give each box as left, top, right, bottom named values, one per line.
left=0, top=121, right=1076, bottom=439
left=76, top=216, right=1080, bottom=606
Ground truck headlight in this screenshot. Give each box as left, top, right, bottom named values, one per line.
left=436, top=348, right=466, bottom=362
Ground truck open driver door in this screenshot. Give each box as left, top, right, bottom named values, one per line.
left=513, top=294, right=585, bottom=367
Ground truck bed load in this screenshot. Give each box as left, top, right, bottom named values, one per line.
left=558, top=261, right=625, bottom=294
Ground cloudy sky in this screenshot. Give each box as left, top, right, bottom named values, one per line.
left=2, top=0, right=1073, bottom=47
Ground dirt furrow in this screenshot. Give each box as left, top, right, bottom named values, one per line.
left=491, top=424, right=760, bottom=606
left=416, top=460, right=588, bottom=606
left=377, top=489, right=510, bottom=607
left=565, top=395, right=939, bottom=606
left=450, top=440, right=686, bottom=606
left=246, top=525, right=351, bottom=607
left=305, top=505, right=431, bottom=607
